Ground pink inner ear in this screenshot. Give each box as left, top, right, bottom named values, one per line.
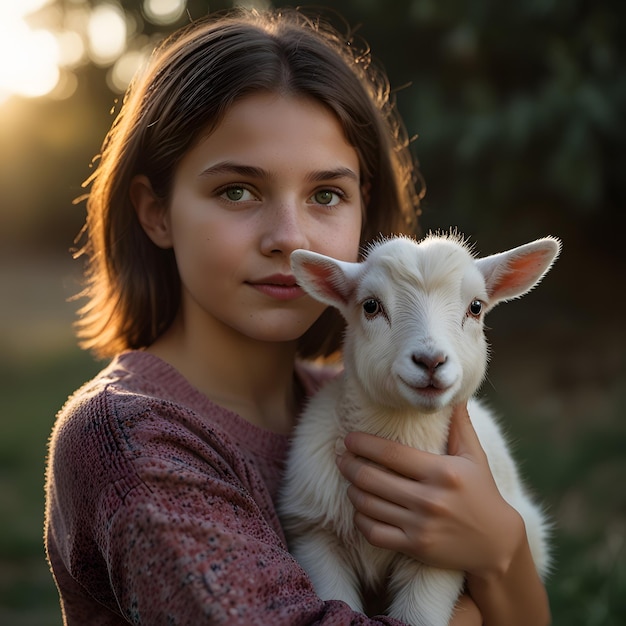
left=301, top=261, right=349, bottom=305
left=504, top=254, right=539, bottom=288
left=491, top=249, right=551, bottom=298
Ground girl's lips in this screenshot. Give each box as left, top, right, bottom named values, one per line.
left=251, top=283, right=306, bottom=300
left=247, top=275, right=306, bottom=301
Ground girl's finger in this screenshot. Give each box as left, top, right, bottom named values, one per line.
left=337, top=449, right=422, bottom=509
left=352, top=510, right=409, bottom=553
left=342, top=431, right=442, bottom=482
left=446, top=403, right=485, bottom=459
left=346, top=483, right=415, bottom=528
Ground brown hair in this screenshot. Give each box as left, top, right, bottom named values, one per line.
left=74, top=7, right=423, bottom=360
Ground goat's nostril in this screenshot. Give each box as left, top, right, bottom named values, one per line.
left=411, top=352, right=447, bottom=373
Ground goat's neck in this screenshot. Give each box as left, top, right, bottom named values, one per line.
left=337, top=375, right=453, bottom=455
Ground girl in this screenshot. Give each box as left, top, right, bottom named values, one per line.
left=45, top=7, right=550, bottom=625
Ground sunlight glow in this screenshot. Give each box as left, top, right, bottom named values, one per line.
left=3, top=0, right=53, bottom=18
left=56, top=30, right=86, bottom=67
left=0, top=0, right=186, bottom=104
left=0, top=17, right=60, bottom=101
left=143, top=0, right=186, bottom=25
left=87, top=3, right=127, bottom=66
left=109, top=48, right=151, bottom=93
left=49, top=68, right=79, bottom=100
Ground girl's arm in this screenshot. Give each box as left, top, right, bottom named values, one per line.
left=46, top=385, right=406, bottom=626
left=95, top=409, right=408, bottom=625
left=336, top=405, right=550, bottom=626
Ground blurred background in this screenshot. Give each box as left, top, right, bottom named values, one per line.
left=0, top=0, right=624, bottom=624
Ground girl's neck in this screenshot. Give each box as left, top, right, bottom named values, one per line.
left=147, top=313, right=302, bottom=435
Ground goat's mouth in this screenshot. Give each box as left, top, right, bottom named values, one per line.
left=399, top=377, right=451, bottom=405
left=419, top=383, right=446, bottom=394
left=413, top=385, right=448, bottom=402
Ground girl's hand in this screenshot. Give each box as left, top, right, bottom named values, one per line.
left=335, top=404, right=523, bottom=576
left=336, top=404, right=551, bottom=626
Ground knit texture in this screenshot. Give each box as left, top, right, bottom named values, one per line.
left=44, top=350, right=404, bottom=625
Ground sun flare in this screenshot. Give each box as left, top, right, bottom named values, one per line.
left=0, top=1, right=60, bottom=102
left=0, top=0, right=195, bottom=105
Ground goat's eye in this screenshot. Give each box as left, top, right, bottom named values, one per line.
left=468, top=300, right=483, bottom=317
left=362, top=298, right=382, bottom=318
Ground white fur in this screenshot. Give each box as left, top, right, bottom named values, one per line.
left=279, top=233, right=560, bottom=626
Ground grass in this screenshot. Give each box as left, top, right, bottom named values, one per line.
left=0, top=347, right=100, bottom=625
left=1, top=344, right=624, bottom=624
left=517, top=415, right=626, bottom=625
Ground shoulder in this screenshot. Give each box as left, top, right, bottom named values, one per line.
left=48, top=352, right=236, bottom=493
left=50, top=352, right=166, bottom=447
left=47, top=353, right=274, bottom=544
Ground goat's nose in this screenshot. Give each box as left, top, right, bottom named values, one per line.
left=412, top=351, right=447, bottom=374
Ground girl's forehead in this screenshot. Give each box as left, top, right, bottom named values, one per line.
left=214, top=92, right=344, bottom=138
left=180, top=92, right=360, bottom=177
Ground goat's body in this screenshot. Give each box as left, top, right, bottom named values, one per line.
left=281, top=376, right=549, bottom=626
left=279, top=234, right=558, bottom=626
left=281, top=373, right=461, bottom=625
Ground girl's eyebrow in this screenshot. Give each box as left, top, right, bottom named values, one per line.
left=198, top=161, right=359, bottom=183
left=306, top=167, right=359, bottom=183
left=198, top=161, right=266, bottom=179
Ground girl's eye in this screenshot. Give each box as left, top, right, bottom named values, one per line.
left=310, top=189, right=341, bottom=206
left=220, top=186, right=256, bottom=202
left=362, top=298, right=383, bottom=318
left=468, top=300, right=483, bottom=317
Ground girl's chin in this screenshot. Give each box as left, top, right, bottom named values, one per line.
left=243, top=322, right=319, bottom=345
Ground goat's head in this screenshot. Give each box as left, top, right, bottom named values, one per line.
left=292, top=233, right=560, bottom=413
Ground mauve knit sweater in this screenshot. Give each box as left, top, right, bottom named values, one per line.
left=44, top=350, right=404, bottom=625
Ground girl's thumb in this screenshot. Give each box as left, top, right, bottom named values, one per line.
left=447, top=403, right=482, bottom=458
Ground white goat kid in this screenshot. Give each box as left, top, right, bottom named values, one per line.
left=279, top=233, right=559, bottom=626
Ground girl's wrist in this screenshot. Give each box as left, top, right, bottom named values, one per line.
left=465, top=509, right=550, bottom=626
left=469, top=503, right=527, bottom=583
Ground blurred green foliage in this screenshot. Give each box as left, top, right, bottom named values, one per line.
left=329, top=0, right=626, bottom=239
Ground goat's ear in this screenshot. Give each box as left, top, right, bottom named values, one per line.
left=290, top=250, right=361, bottom=313
left=476, top=237, right=561, bottom=308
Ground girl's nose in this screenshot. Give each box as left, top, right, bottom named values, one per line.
left=260, top=201, right=309, bottom=256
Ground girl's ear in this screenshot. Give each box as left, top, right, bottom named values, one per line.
left=130, top=175, right=173, bottom=249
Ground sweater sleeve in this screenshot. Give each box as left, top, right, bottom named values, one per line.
left=47, top=383, right=405, bottom=626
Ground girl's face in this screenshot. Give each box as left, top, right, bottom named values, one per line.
left=153, top=92, right=363, bottom=345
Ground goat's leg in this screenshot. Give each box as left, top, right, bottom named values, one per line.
left=387, top=558, right=464, bottom=626
left=291, top=528, right=363, bottom=612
